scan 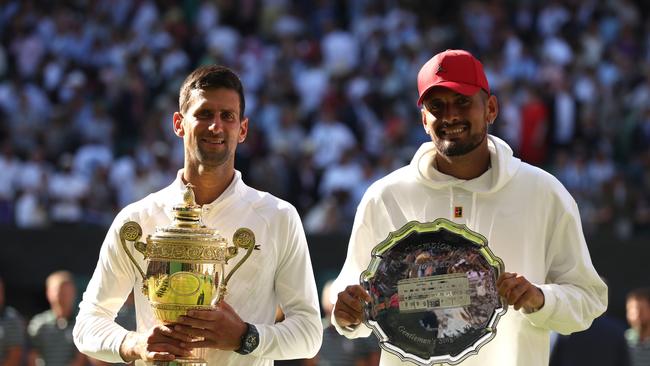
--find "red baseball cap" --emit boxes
[417,49,490,106]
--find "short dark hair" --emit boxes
[178,65,245,118]
[627,287,650,303]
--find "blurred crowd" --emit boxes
[0,0,649,238]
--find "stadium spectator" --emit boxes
[0,275,25,366]
[27,270,87,366]
[626,287,650,366]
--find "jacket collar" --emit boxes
[159,169,243,220]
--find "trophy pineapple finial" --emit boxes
[173,183,203,227]
[183,183,196,205]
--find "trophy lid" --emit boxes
[172,183,205,229]
[145,184,228,262]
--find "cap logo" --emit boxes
[436,64,446,74]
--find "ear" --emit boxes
[173,112,184,137]
[239,117,249,143]
[421,108,431,134]
[486,94,499,125]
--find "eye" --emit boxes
[195,110,214,120]
[425,100,443,113]
[456,97,471,107]
[221,111,236,121]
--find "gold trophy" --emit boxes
[119,184,256,365]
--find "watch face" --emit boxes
[245,333,259,348]
[238,324,259,354]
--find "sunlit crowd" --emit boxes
[0,0,648,240]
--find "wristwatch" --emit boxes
[235,322,259,355]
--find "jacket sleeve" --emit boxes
[524,197,608,334]
[330,195,379,339]
[249,206,323,359]
[73,213,137,363]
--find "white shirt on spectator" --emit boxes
[74,143,113,179]
[15,191,48,228]
[321,29,359,76]
[48,170,89,223]
[309,118,356,169]
[319,159,364,198]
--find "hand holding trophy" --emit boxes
[119,184,256,365]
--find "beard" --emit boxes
[196,148,229,166]
[193,136,231,167]
[434,123,487,157]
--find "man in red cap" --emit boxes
[329,49,607,365]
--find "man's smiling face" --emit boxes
[420,87,492,157]
[177,87,248,169]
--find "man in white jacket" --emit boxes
[73,65,322,365]
[331,49,607,365]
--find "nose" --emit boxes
[208,117,224,133]
[441,102,461,124]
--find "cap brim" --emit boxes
[417,82,481,106]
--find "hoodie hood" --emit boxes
[409,134,520,194]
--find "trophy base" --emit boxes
[151,357,207,366]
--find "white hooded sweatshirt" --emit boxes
[331,135,607,366]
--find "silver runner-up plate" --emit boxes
[361,218,506,365]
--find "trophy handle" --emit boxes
[216,228,256,303]
[119,221,148,285]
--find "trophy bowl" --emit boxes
[119,184,256,365]
[361,218,506,366]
